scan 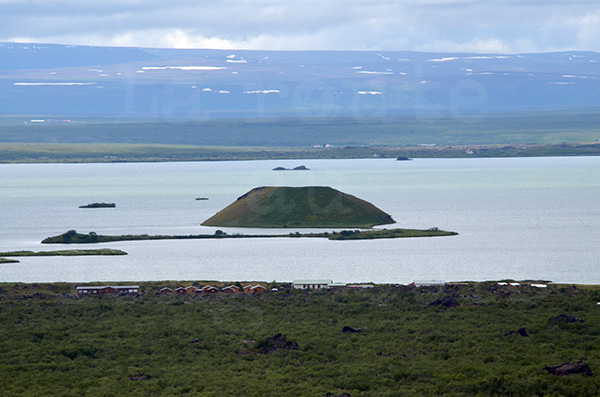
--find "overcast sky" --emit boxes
[1,0,599,53]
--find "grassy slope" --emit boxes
[0,110,600,162]
[2,112,600,147]
[1,282,600,396]
[1,111,600,163]
[201,186,395,228]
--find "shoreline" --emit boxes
[1,142,600,164]
[2,279,598,290]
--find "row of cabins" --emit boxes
[77,285,140,296]
[77,280,452,296]
[291,280,372,290]
[160,284,268,295]
[291,280,451,290]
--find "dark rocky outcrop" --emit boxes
[342,326,363,333]
[257,333,299,354]
[79,202,115,208]
[504,328,529,337]
[273,165,310,171]
[429,296,460,308]
[543,361,593,377]
[549,314,585,323]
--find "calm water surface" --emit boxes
[1,157,598,284]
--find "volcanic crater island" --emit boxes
[202,186,395,228]
[42,186,457,244]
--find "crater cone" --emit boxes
[202,186,395,228]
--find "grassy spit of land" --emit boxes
[0,249,127,256]
[0,249,127,264]
[1,281,600,396]
[41,228,458,244]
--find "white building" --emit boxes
[292,279,333,290]
[411,280,446,287]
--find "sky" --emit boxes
[1,0,599,53]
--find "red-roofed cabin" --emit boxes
[251,285,267,294]
[244,284,267,294]
[185,286,200,294]
[222,285,240,294]
[202,285,219,294]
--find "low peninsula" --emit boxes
[202,186,395,228]
[0,249,127,256]
[42,228,457,244]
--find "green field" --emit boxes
[1,281,599,396]
[1,111,600,163]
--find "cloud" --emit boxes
[1,0,600,53]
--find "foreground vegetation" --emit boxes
[1,281,599,396]
[41,228,457,244]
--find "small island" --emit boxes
[202,186,394,228]
[42,186,457,244]
[79,202,116,208]
[273,165,310,171]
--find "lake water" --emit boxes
[1,157,599,284]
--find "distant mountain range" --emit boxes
[1,42,599,119]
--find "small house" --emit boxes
[185,286,200,294]
[160,287,172,294]
[175,287,187,294]
[77,286,103,295]
[243,284,267,294]
[222,285,240,294]
[292,279,333,290]
[115,285,140,294]
[202,285,219,294]
[250,285,267,294]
